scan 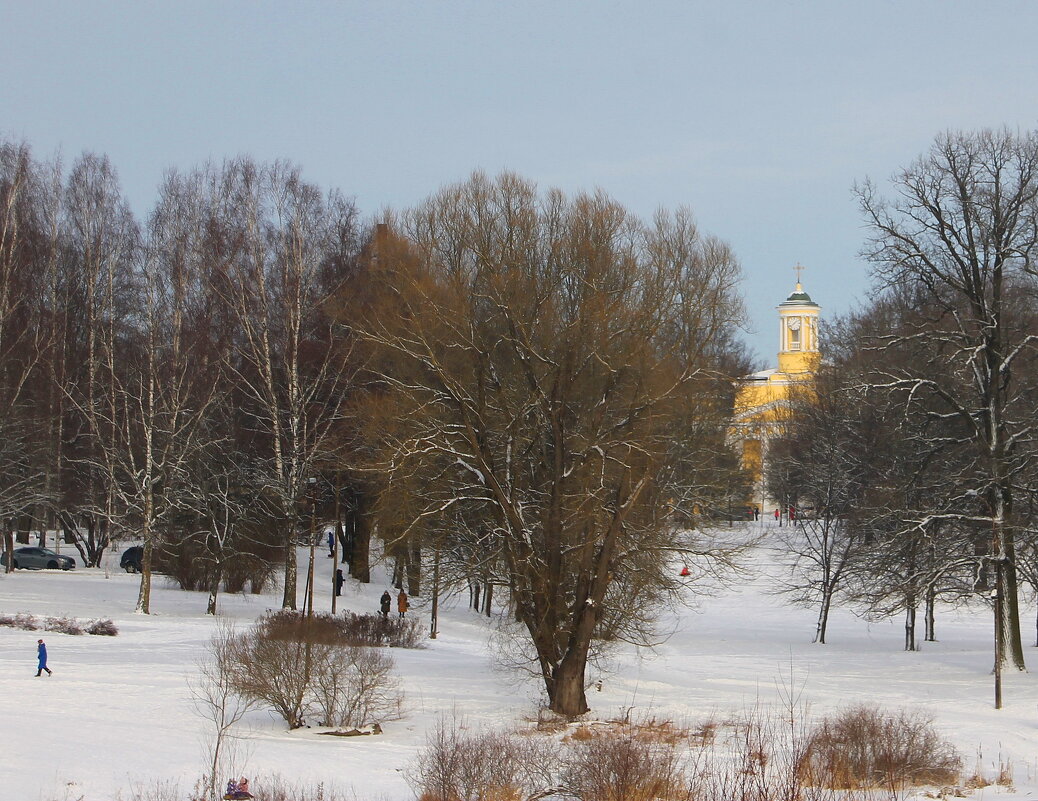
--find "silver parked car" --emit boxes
[0,546,76,570]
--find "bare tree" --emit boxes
[767,379,873,644]
[215,159,359,610]
[354,172,746,716]
[0,140,59,564]
[191,623,255,801]
[857,129,1038,685]
[59,153,139,567]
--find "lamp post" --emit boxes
[304,477,317,618]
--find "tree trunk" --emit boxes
[904,598,916,652]
[814,590,832,644]
[282,531,298,609]
[997,549,1026,670]
[18,514,32,545]
[925,584,936,642]
[207,563,222,616]
[351,511,371,583]
[336,517,349,565]
[136,539,153,614]
[483,581,493,617]
[429,548,440,639]
[550,651,590,717]
[3,529,13,573]
[407,541,421,595]
[392,549,404,589]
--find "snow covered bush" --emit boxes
[0,611,38,629]
[221,611,403,730]
[85,617,118,636]
[799,705,961,791]
[0,613,117,635]
[44,615,83,635]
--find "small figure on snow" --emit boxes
[224,776,253,800]
[36,639,51,677]
[380,590,392,618]
[773,508,780,521]
[335,568,345,597]
[397,589,409,618]
[327,529,335,557]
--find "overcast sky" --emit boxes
[3,1,1037,362]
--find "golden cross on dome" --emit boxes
[793,263,805,285]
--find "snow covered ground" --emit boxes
[3,520,1038,801]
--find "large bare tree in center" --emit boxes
[357,173,745,716]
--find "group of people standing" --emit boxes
[380,589,408,619]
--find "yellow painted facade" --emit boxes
[731,278,821,508]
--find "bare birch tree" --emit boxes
[59,153,138,567]
[216,159,360,609]
[0,140,58,565]
[112,169,224,612]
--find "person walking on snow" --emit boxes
[36,638,51,676]
[380,590,392,618]
[397,589,409,618]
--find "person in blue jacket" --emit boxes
[36,638,52,676]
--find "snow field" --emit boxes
[2,522,1037,801]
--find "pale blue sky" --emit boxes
[3,1,1037,362]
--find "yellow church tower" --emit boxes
[731,267,821,511]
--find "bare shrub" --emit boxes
[800,705,961,792]
[45,615,83,635]
[193,623,256,801]
[224,611,403,730]
[0,612,39,630]
[410,705,961,801]
[242,774,357,801]
[0,613,117,636]
[86,618,119,636]
[121,774,357,801]
[261,610,344,644]
[409,717,559,801]
[564,728,686,801]
[311,644,402,728]
[225,626,312,729]
[685,706,814,801]
[340,611,424,648]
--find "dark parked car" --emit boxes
[120,546,143,573]
[0,546,75,570]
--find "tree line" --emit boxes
[0,143,751,715]
[5,129,1035,715]
[768,130,1038,707]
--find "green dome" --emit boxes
[779,283,819,307]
